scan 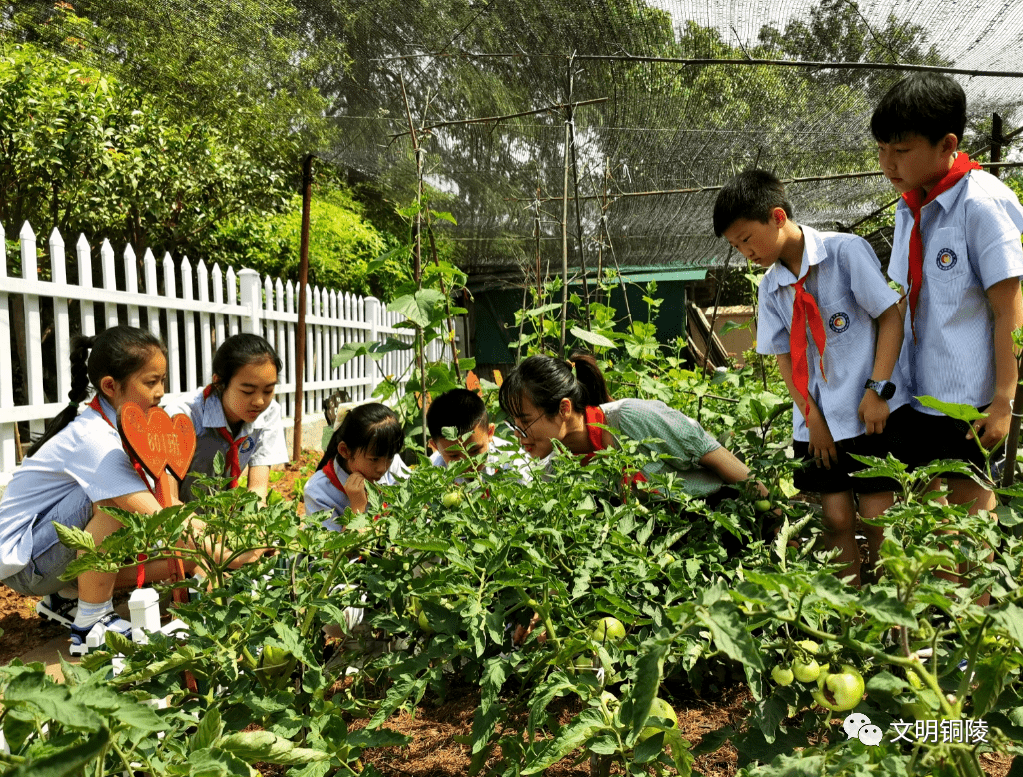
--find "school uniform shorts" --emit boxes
[885,405,989,478]
[1,488,92,597]
[792,412,903,495]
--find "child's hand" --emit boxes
[858,391,890,435]
[345,472,369,513]
[970,396,1012,449]
[807,411,837,469]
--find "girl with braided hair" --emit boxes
[0,326,197,654]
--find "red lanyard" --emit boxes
[87,395,151,586]
[202,385,249,488]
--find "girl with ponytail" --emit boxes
[499,352,767,502]
[0,325,199,655]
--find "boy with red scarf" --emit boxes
[714,170,907,586]
[873,73,1023,519]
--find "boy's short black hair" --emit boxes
[870,73,967,145]
[712,169,794,238]
[427,388,489,440]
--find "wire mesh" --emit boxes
[9,0,1023,281]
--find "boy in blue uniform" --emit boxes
[872,73,1023,520]
[427,389,528,482]
[714,170,908,586]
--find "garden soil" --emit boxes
[0,450,1011,776]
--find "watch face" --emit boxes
[879,382,896,400]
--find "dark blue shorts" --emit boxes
[1,488,92,597]
[885,405,990,479]
[792,408,904,495]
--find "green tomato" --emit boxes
[441,490,462,509]
[661,552,676,565]
[812,664,865,712]
[568,654,597,676]
[771,665,794,686]
[597,690,619,724]
[417,609,435,635]
[793,659,820,684]
[900,701,937,721]
[791,640,822,683]
[906,668,924,690]
[638,697,679,742]
[591,616,626,645]
[255,644,296,687]
[754,499,772,512]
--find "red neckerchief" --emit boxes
[323,458,347,495]
[202,385,248,488]
[580,405,647,486]
[88,395,150,586]
[903,152,982,342]
[323,459,386,531]
[789,274,828,418]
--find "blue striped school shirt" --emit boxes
[888,169,1023,414]
[757,225,908,443]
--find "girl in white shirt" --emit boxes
[0,326,192,654]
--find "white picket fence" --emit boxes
[0,222,448,476]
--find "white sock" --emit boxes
[73,599,114,629]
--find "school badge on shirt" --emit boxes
[828,312,850,333]
[936,248,958,271]
[240,437,256,454]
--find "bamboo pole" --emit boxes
[565,58,592,328]
[560,111,571,359]
[994,113,1023,490]
[399,74,430,451]
[591,161,633,328]
[293,153,313,461]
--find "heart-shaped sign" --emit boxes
[168,414,197,482]
[119,403,196,482]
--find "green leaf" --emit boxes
[218,731,331,765]
[193,706,224,751]
[623,643,667,744]
[186,747,258,776]
[389,290,447,328]
[915,395,987,423]
[430,210,457,225]
[570,326,616,349]
[522,708,605,774]
[7,728,110,777]
[700,601,765,670]
[524,302,561,318]
[52,523,94,552]
[2,673,104,731]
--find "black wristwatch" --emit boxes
[864,379,896,400]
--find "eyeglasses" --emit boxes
[505,414,544,438]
